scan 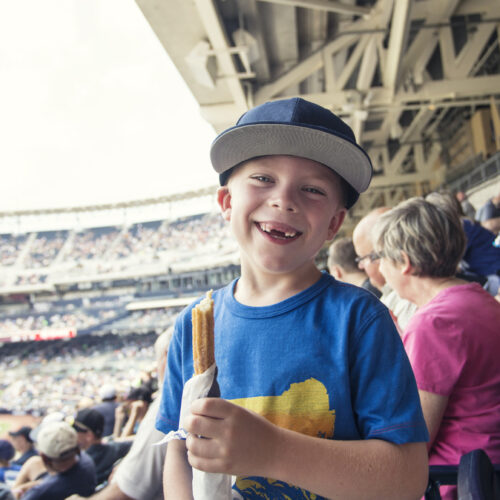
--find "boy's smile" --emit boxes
[256,221,302,243]
[217,155,346,286]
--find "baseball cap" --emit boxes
[98,384,116,400]
[8,425,33,443]
[126,386,153,404]
[35,422,78,460]
[73,408,104,438]
[0,439,15,461]
[29,411,65,442]
[210,97,373,209]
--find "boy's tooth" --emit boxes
[259,223,298,238]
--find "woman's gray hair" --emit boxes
[373,197,466,278]
[425,190,464,218]
[154,325,174,361]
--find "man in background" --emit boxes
[21,422,96,500]
[455,191,475,220]
[328,237,381,298]
[353,207,416,331]
[476,189,500,233]
[8,427,37,466]
[92,386,119,438]
[73,408,131,485]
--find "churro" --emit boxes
[192,290,215,374]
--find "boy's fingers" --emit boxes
[186,433,220,458]
[190,397,234,418]
[184,411,223,438]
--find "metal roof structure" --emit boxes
[135,0,500,229]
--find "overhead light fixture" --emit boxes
[186,35,260,89]
[232,28,260,73]
[185,40,218,89]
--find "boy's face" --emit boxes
[217,155,346,277]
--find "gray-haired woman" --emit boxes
[373,197,500,500]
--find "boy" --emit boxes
[156,98,429,499]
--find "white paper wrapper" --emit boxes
[157,363,233,500]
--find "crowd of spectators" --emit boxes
[0,235,27,267]
[106,307,181,335]
[24,233,67,269]
[0,310,119,337]
[0,330,171,500]
[0,212,237,289]
[0,333,159,417]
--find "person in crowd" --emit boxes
[352,207,417,331]
[0,440,20,485]
[8,427,37,466]
[21,421,96,500]
[10,455,47,500]
[426,190,500,296]
[10,412,66,498]
[73,408,131,485]
[455,190,475,220]
[327,236,381,297]
[475,188,500,233]
[373,197,500,500]
[157,97,428,499]
[113,386,152,439]
[67,328,173,500]
[91,386,119,438]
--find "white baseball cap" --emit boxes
[36,421,78,460]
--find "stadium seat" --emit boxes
[425,450,500,500]
[425,465,458,500]
[457,449,500,500]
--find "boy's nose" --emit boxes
[269,185,298,212]
[270,196,297,212]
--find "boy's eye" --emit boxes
[303,186,326,196]
[250,175,272,183]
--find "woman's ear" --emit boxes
[400,251,412,275]
[217,186,232,221]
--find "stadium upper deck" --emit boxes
[0,211,239,294]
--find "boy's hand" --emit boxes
[184,397,279,477]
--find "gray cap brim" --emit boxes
[210,123,372,196]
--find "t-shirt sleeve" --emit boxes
[155,310,190,434]
[403,313,466,396]
[350,307,429,444]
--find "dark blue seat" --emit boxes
[457,449,500,500]
[425,450,500,500]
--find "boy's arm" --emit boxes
[185,398,429,500]
[164,438,194,500]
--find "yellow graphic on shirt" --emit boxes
[231,377,335,438]
[230,378,334,498]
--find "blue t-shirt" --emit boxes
[156,273,428,499]
[21,452,96,500]
[462,219,500,276]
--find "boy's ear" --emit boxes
[329,265,343,280]
[326,209,346,241]
[217,186,232,221]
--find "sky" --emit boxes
[0,0,219,215]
